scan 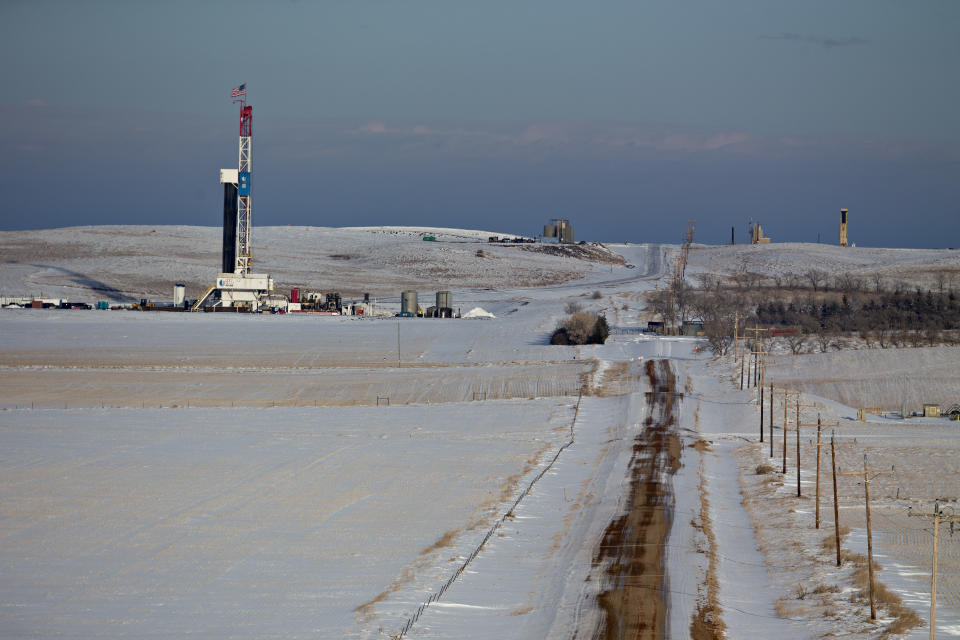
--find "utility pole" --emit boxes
[734,310,739,385]
[739,333,745,390]
[782,388,790,474]
[746,337,752,389]
[759,382,764,442]
[769,382,775,457]
[754,343,760,387]
[745,327,768,391]
[760,339,766,391]
[810,416,841,529]
[796,398,800,494]
[840,454,895,620]
[816,415,822,527]
[754,328,767,388]
[795,401,818,496]
[909,502,960,639]
[819,430,856,566]
[397,322,401,368]
[756,347,767,441]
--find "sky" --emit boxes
[1,0,958,247]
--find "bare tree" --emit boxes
[675,279,697,325]
[805,269,828,292]
[689,290,744,356]
[785,332,807,355]
[835,273,863,294]
[695,273,717,291]
[703,319,735,355]
[815,325,835,353]
[906,330,922,348]
[646,289,674,327]
[876,327,891,349]
[731,271,751,291]
[935,272,947,294]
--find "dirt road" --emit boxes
[591,359,682,639]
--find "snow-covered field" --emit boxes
[0,225,624,303]
[688,242,960,291]
[1,227,958,638]
[764,345,960,411]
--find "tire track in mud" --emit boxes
[591,359,682,640]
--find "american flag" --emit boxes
[231,84,246,98]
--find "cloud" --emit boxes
[338,117,956,163]
[353,120,387,134]
[26,98,46,107]
[345,119,765,155]
[701,132,752,150]
[596,128,754,153]
[762,33,868,48]
[518,123,571,144]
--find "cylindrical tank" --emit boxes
[290,288,301,304]
[174,284,186,306]
[543,224,556,238]
[561,224,574,243]
[401,290,418,315]
[436,290,452,311]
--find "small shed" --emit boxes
[681,321,705,336]
[923,404,941,418]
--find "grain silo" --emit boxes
[436,290,453,317]
[401,290,418,316]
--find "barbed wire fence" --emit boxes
[395,386,585,639]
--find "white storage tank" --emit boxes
[174,283,186,306]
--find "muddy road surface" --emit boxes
[591,359,682,640]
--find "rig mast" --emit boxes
[236,103,252,274]
[192,84,274,311]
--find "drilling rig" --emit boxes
[193,85,274,310]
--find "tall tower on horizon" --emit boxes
[840,209,849,247]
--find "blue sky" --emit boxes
[2,0,958,246]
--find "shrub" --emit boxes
[550,312,610,345]
[591,314,610,344]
